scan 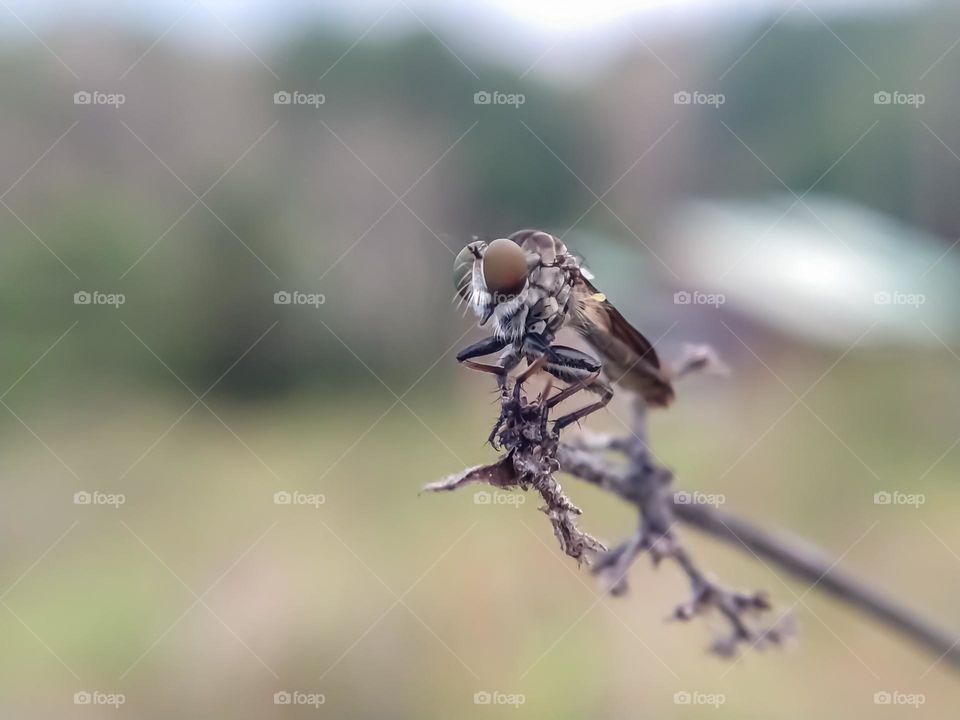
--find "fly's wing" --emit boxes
[571,276,674,407]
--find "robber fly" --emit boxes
[453,229,673,432]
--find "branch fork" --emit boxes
[425,343,960,667]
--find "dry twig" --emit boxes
[424,382,604,562]
[425,343,960,666]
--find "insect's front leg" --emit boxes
[520,332,550,366]
[486,345,522,448]
[456,335,509,376]
[510,332,553,398]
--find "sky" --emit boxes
[0,0,927,79]
[0,0,923,37]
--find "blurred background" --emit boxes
[1,0,960,717]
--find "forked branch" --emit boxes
[426,343,960,666]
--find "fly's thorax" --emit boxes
[528,263,568,296]
[510,229,568,266]
[526,296,563,340]
[527,293,558,331]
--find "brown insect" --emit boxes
[454,229,672,432]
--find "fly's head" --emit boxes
[454,238,536,327]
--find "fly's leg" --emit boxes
[487,347,522,448]
[488,332,552,440]
[462,360,506,376]
[489,353,550,445]
[541,345,614,431]
[513,355,547,399]
[496,346,522,393]
[456,335,509,368]
[552,380,613,431]
[542,345,602,390]
[517,332,551,390]
[545,371,600,408]
[457,336,515,446]
[456,336,524,394]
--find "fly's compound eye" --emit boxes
[482,238,528,299]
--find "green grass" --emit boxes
[1,354,958,717]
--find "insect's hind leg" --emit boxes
[552,379,613,431]
[542,345,614,431]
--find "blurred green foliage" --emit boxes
[3,11,960,397]
[2,6,960,719]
